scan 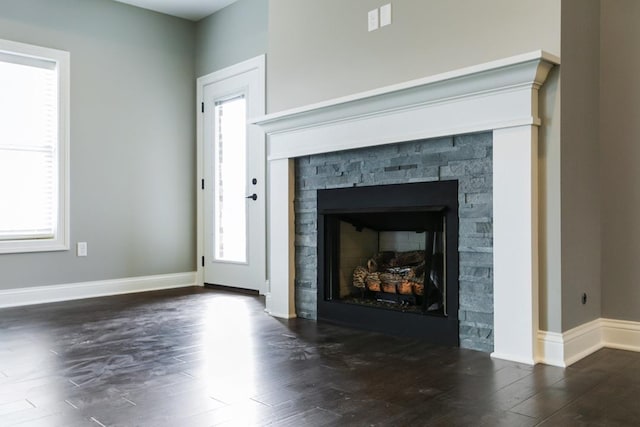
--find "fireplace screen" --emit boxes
[333,211,447,316]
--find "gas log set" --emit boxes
[350,248,444,314]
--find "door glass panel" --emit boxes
[213,95,247,263]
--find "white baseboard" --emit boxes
[601,318,640,352]
[538,317,640,367]
[491,352,537,366]
[263,293,297,319]
[0,271,197,308]
[536,330,566,367]
[265,310,297,319]
[561,319,604,366]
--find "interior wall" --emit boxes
[268,0,564,332]
[267,0,560,113]
[559,0,602,331]
[600,0,640,322]
[194,0,268,77]
[0,0,196,290]
[538,65,562,332]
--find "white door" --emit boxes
[199,57,265,291]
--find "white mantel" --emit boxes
[253,51,560,365]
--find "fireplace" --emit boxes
[254,51,558,364]
[294,132,492,349]
[317,181,459,345]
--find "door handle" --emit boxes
[246,194,257,201]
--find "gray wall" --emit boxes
[0,0,196,289]
[195,0,268,77]
[600,0,640,322]
[559,0,602,330]
[5,0,631,331]
[267,0,561,113]
[267,0,565,332]
[538,65,562,332]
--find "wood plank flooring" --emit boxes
[0,287,639,426]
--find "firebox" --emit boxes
[317,180,459,346]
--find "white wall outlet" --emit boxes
[368,8,379,32]
[77,241,88,257]
[380,3,392,27]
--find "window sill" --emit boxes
[0,238,69,254]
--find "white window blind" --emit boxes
[0,39,69,253]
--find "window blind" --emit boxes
[0,55,58,241]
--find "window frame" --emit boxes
[0,39,70,254]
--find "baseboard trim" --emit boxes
[538,318,640,367]
[266,309,298,320]
[536,330,566,367]
[491,352,536,366]
[562,319,604,366]
[263,293,297,319]
[601,318,640,352]
[0,272,197,308]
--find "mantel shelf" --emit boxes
[253,50,559,161]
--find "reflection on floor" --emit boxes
[0,287,639,426]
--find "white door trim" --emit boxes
[196,55,266,293]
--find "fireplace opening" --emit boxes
[317,180,459,346]
[332,213,447,315]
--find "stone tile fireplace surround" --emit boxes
[296,133,493,352]
[254,51,559,365]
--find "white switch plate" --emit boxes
[368,8,379,32]
[77,242,87,257]
[380,4,392,27]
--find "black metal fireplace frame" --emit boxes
[317,180,460,346]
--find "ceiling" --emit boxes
[112,0,238,21]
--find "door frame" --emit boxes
[196,55,266,293]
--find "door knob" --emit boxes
[246,194,257,201]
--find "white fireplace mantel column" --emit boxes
[253,50,559,365]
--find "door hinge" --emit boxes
[201,179,205,190]
[201,256,205,267]
[201,102,204,113]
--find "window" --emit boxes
[213,95,247,263]
[0,39,69,254]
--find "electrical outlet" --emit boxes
[368,8,379,32]
[380,4,392,27]
[77,242,88,257]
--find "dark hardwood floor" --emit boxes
[0,287,639,426]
